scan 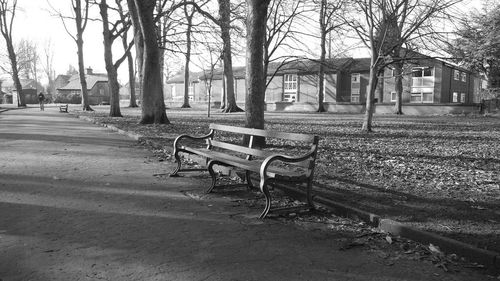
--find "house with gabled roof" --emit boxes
[56,67,110,105]
[1,78,44,104]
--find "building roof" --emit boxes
[167,71,206,84]
[57,74,108,91]
[193,66,246,81]
[190,58,355,82]
[268,57,354,74]
[347,58,372,72]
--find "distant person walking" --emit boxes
[38,92,45,111]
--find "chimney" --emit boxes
[86,67,93,75]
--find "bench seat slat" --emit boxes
[210,124,317,143]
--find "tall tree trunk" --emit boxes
[219,0,243,113]
[76,35,91,110]
[6,41,24,106]
[128,0,143,105]
[182,5,193,109]
[245,0,269,139]
[220,58,226,109]
[119,0,137,108]
[393,60,403,115]
[126,52,138,107]
[74,0,92,111]
[317,0,327,112]
[362,56,378,132]
[99,0,121,117]
[133,0,168,124]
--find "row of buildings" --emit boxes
[0,67,110,106]
[0,53,485,115]
[165,54,483,115]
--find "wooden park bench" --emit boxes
[59,104,68,113]
[170,124,320,218]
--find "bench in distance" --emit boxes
[170,124,320,218]
[59,104,68,113]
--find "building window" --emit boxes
[461,93,466,103]
[391,92,397,102]
[351,73,360,83]
[422,92,433,102]
[283,74,297,102]
[351,88,360,103]
[188,84,194,95]
[452,92,459,102]
[454,70,460,80]
[412,67,434,87]
[461,72,467,82]
[351,73,361,103]
[284,74,297,92]
[171,85,176,97]
[412,67,433,77]
[410,91,433,103]
[188,83,194,100]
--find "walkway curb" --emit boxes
[276,183,500,274]
[77,114,500,274]
[76,115,142,141]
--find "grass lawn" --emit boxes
[75,106,500,254]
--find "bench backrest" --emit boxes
[207,124,319,169]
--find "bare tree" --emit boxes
[181,1,195,108]
[192,0,243,112]
[245,0,270,142]
[449,3,500,90]
[116,0,138,107]
[52,0,93,111]
[346,0,460,131]
[0,0,24,106]
[196,38,222,117]
[316,0,344,112]
[129,0,169,124]
[40,40,56,98]
[126,0,143,106]
[16,39,38,80]
[217,0,242,112]
[264,0,311,84]
[97,0,133,117]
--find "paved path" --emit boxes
[0,107,487,280]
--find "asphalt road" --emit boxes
[0,107,488,280]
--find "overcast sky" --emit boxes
[14,0,111,83]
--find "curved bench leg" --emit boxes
[169,150,182,177]
[206,160,218,193]
[259,178,272,219]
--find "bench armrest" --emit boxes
[173,130,214,150]
[259,144,319,177]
